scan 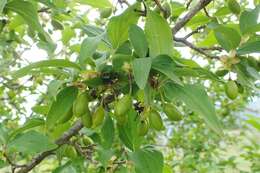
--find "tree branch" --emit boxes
[183,25,206,39]
[172,0,213,35]
[173,37,219,59]
[153,0,167,18]
[16,120,84,173]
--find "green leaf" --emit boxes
[46,86,78,129]
[133,58,152,89]
[152,55,182,85]
[12,59,81,79]
[101,116,114,149]
[47,80,64,99]
[82,25,111,47]
[130,146,164,173]
[145,10,173,57]
[97,147,114,168]
[118,109,142,150]
[214,26,241,51]
[53,160,78,173]
[0,124,9,145]
[0,0,6,14]
[62,26,76,45]
[112,54,133,71]
[129,25,148,58]
[75,0,112,8]
[9,118,45,140]
[237,41,260,55]
[7,130,57,154]
[5,0,52,43]
[107,3,140,48]
[163,83,223,135]
[240,6,260,34]
[78,35,102,67]
[32,105,50,115]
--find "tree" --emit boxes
[0,0,259,173]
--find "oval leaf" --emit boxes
[130,146,164,173]
[129,25,148,58]
[145,10,173,57]
[214,26,241,51]
[133,58,152,89]
[237,40,260,55]
[107,3,140,48]
[46,86,78,129]
[163,83,223,135]
[12,59,81,79]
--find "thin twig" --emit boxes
[173,37,219,59]
[172,0,213,35]
[184,25,206,39]
[153,0,167,18]
[16,120,84,173]
[118,0,130,7]
[203,7,211,18]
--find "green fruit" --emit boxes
[100,8,112,18]
[114,95,132,117]
[82,136,94,146]
[149,110,164,131]
[163,104,182,121]
[81,110,92,128]
[116,114,127,126]
[227,0,241,15]
[92,105,105,127]
[59,108,73,124]
[64,146,77,159]
[138,118,149,136]
[225,80,238,100]
[73,92,89,117]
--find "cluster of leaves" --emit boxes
[0,0,259,173]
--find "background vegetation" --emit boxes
[0,0,259,173]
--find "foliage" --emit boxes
[0,0,259,173]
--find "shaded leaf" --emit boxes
[214,26,241,51]
[240,6,260,34]
[47,80,64,99]
[129,25,148,58]
[6,0,42,32]
[78,35,102,66]
[9,118,45,140]
[130,146,164,173]
[152,55,182,85]
[7,130,57,154]
[163,83,223,135]
[237,41,260,55]
[101,116,114,149]
[133,58,152,89]
[0,0,6,14]
[46,86,78,129]
[118,109,142,150]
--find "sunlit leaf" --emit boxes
[12,59,81,79]
[107,3,140,48]
[145,10,173,57]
